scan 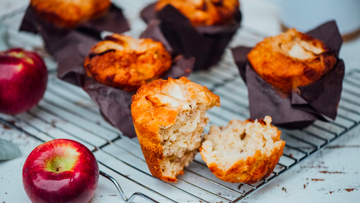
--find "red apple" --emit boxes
[0,48,48,115]
[22,139,99,203]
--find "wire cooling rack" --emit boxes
[1,0,360,202]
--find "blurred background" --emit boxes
[1,0,359,72]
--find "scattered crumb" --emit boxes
[2,124,11,129]
[5,192,7,194]
[282,187,287,193]
[7,120,15,125]
[277,184,279,187]
[51,120,56,127]
[319,171,345,174]
[238,184,242,190]
[311,179,324,182]
[109,194,116,196]
[289,154,293,158]
[100,196,103,197]
[329,188,357,194]
[96,121,101,125]
[304,184,306,189]
[306,178,309,180]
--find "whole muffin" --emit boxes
[131,77,220,182]
[200,116,285,184]
[30,0,111,28]
[155,0,240,26]
[84,34,172,92]
[247,28,337,94]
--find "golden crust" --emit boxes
[155,0,239,26]
[199,118,285,184]
[131,77,220,182]
[30,0,111,28]
[248,28,337,94]
[84,34,172,92]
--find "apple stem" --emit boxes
[99,170,159,203]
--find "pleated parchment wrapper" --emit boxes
[141,3,241,71]
[56,21,195,138]
[231,21,345,129]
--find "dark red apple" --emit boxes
[22,139,99,203]
[0,48,47,115]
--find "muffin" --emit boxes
[84,34,172,92]
[30,0,111,28]
[247,28,337,94]
[155,0,239,26]
[200,116,285,184]
[131,77,220,182]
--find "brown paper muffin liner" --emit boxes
[231,21,345,129]
[56,21,195,138]
[140,3,241,71]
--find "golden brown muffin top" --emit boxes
[132,77,220,129]
[248,28,337,94]
[155,0,239,26]
[30,0,111,28]
[84,34,172,92]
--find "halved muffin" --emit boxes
[30,0,111,28]
[155,0,240,26]
[247,28,337,94]
[200,116,285,183]
[131,77,220,182]
[84,34,172,92]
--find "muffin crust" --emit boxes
[131,77,220,182]
[200,116,285,183]
[30,0,111,28]
[84,34,172,92]
[248,28,337,94]
[155,0,239,26]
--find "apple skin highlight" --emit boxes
[0,48,48,115]
[22,139,99,203]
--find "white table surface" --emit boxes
[1,0,360,203]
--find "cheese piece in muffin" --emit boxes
[248,28,337,94]
[131,77,220,182]
[84,34,172,92]
[30,0,111,28]
[200,116,285,184]
[155,0,239,26]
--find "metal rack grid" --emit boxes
[1,1,360,202]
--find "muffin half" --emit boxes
[131,77,220,182]
[30,0,111,28]
[84,34,172,92]
[200,116,285,184]
[248,28,337,94]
